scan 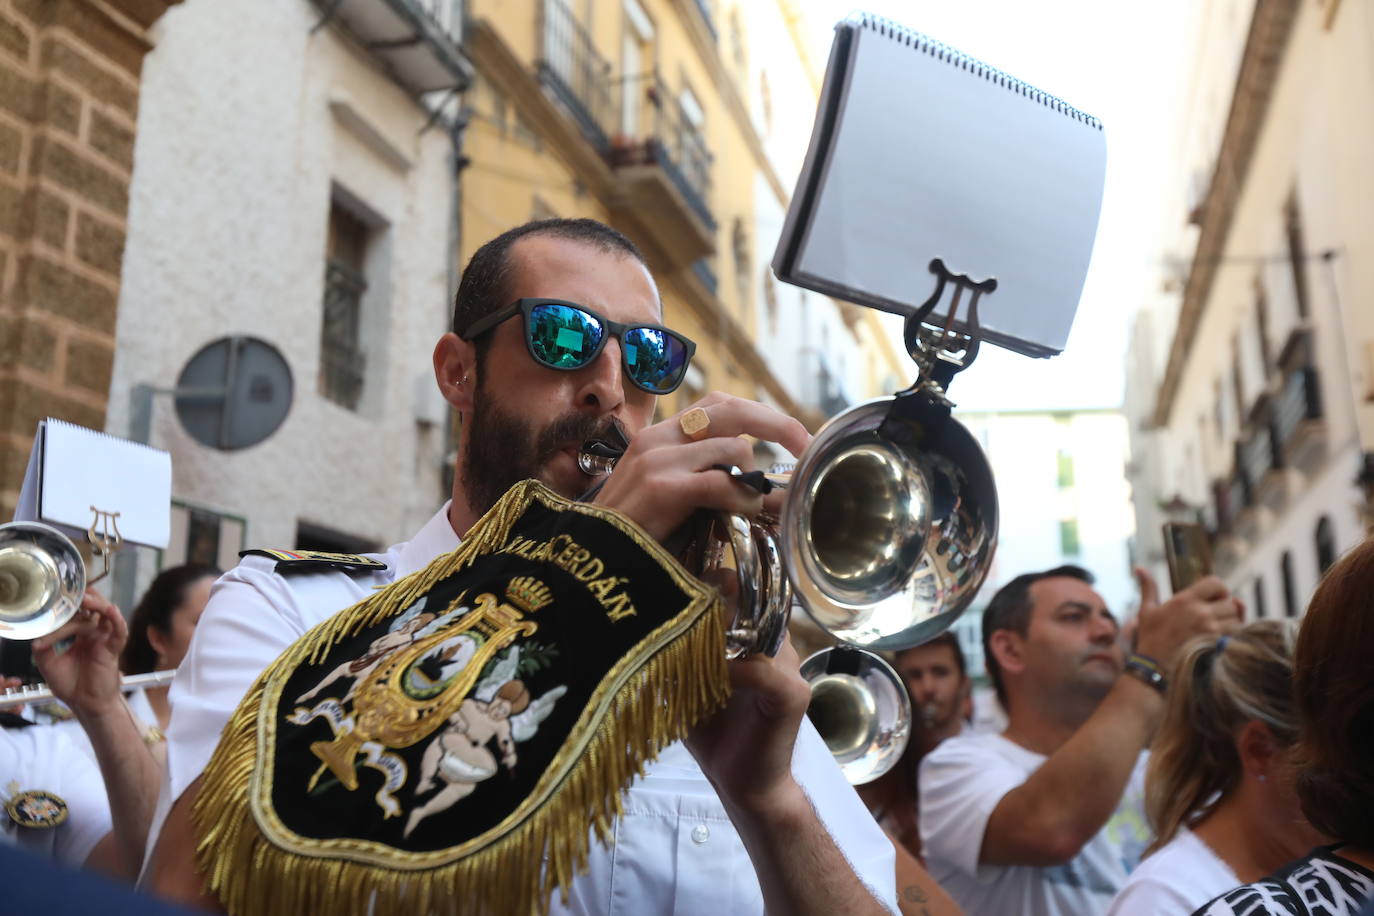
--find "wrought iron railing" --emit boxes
[538,0,614,151]
[1238,404,1281,485]
[1274,366,1322,447]
[692,0,718,41]
[611,71,715,230]
[817,360,850,418]
[691,257,717,295]
[415,0,463,45]
[320,260,367,411]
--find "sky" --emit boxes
[789,0,1199,412]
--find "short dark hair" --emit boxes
[1293,536,1374,844]
[121,563,221,674]
[896,631,967,679]
[981,564,1095,707]
[451,218,646,341]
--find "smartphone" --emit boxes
[1162,522,1214,593]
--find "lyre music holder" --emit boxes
[84,505,123,585]
[902,258,998,398]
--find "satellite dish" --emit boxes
[174,336,293,451]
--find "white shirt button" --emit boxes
[691,824,710,845]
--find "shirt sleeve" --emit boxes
[918,737,1025,881]
[163,557,317,804]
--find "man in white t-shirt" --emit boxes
[143,219,903,913]
[920,564,1241,915]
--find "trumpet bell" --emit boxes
[0,522,85,640]
[783,397,997,650]
[801,647,911,785]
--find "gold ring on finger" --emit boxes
[679,407,711,441]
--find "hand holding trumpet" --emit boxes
[31,587,128,723]
[590,392,810,543]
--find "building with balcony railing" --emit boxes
[460,0,907,431]
[102,0,473,606]
[1123,0,1374,621]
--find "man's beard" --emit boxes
[460,392,623,519]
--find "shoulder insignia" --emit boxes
[6,790,68,829]
[240,549,388,574]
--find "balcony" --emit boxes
[691,0,718,42]
[534,3,715,269]
[815,358,851,419]
[604,71,716,268]
[314,0,472,94]
[1238,397,1286,509]
[537,0,614,152]
[1275,365,1325,471]
[690,257,718,296]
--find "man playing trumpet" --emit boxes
[145,219,929,913]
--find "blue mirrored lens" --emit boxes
[624,327,689,392]
[528,304,603,368]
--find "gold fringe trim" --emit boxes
[193,481,729,916]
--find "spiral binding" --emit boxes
[854,13,1103,131]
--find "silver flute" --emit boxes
[0,669,176,711]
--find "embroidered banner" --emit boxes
[194,481,728,915]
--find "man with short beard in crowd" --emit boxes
[142,218,927,913]
[920,564,1240,915]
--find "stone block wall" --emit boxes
[0,0,177,520]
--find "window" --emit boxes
[1255,284,1273,379]
[732,218,750,305]
[321,202,369,410]
[620,0,655,139]
[759,70,773,137]
[728,8,746,71]
[1285,195,1310,318]
[1281,550,1298,617]
[1059,519,1081,557]
[1253,576,1267,619]
[762,267,779,334]
[1056,450,1075,489]
[1231,335,1246,420]
[1315,515,1336,575]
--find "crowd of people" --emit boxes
[3,218,1374,916]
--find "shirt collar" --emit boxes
[394,501,462,578]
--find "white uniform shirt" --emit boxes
[147,504,897,913]
[1107,826,1240,916]
[919,731,1151,916]
[0,723,111,866]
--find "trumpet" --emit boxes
[0,521,87,641]
[577,381,997,783]
[0,669,176,711]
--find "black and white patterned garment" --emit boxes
[1191,848,1374,916]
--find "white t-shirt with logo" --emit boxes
[919,731,1150,916]
[1107,826,1240,915]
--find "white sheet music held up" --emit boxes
[14,418,171,549]
[773,15,1107,357]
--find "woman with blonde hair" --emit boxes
[1107,619,1325,914]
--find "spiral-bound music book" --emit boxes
[773,14,1107,358]
[13,418,171,549]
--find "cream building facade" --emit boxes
[104,0,471,605]
[1124,0,1374,619]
